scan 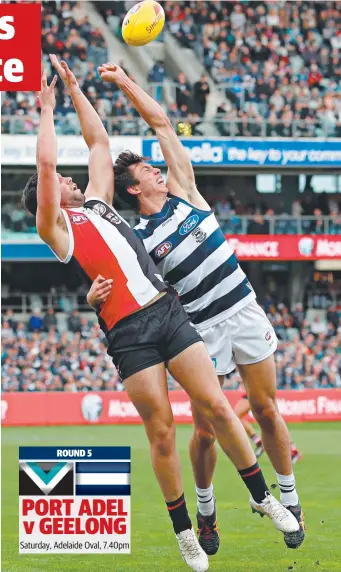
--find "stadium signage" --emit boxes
[143,138,341,167]
[0,4,41,91]
[3,390,341,426]
[1,135,142,165]
[19,447,131,554]
[226,235,341,261]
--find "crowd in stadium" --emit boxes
[2,302,340,393]
[3,190,341,237]
[2,1,341,136]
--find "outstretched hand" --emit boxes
[37,69,57,110]
[98,62,127,84]
[49,54,78,91]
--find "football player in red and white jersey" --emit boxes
[22,59,299,572]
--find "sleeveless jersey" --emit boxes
[58,198,165,334]
[134,194,255,330]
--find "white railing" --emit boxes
[2,114,337,138]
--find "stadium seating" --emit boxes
[2,1,341,137]
[2,305,340,392]
[2,195,341,240]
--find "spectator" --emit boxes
[148,62,166,83]
[28,309,43,332]
[67,310,82,333]
[311,316,327,335]
[327,306,339,329]
[193,74,210,116]
[175,72,192,108]
[44,308,58,331]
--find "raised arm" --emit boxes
[36,71,69,259]
[50,55,114,205]
[98,62,209,209]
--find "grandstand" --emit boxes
[1,0,341,397]
[2,1,341,137]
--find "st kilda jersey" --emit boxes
[57,197,166,334]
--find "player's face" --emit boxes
[129,163,168,201]
[57,174,85,207]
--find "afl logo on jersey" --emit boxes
[71,214,88,225]
[179,214,199,236]
[156,241,172,258]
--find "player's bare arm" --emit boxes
[35,70,69,260]
[50,55,114,205]
[98,62,209,210]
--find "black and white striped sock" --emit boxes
[276,472,299,506]
[196,485,214,516]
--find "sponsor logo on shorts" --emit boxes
[155,241,172,258]
[179,214,199,236]
[212,358,217,368]
[70,214,88,225]
[265,330,272,341]
[191,227,207,243]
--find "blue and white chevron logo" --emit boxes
[179,214,199,236]
[19,462,73,495]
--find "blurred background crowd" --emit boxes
[2,302,341,393]
[2,0,341,137]
[2,189,341,238]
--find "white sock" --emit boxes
[276,472,299,507]
[196,485,215,516]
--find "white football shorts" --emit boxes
[197,300,278,375]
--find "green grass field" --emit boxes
[2,423,341,572]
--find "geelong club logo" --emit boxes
[179,214,199,236]
[191,228,207,244]
[155,241,172,258]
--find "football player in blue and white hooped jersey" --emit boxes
[91,63,305,553]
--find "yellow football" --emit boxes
[122,1,165,47]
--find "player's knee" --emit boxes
[193,425,216,447]
[202,396,232,426]
[150,422,176,457]
[251,396,278,428]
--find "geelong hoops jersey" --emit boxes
[58,198,165,334]
[134,194,255,329]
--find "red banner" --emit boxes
[226,235,341,260]
[2,390,341,426]
[0,4,41,92]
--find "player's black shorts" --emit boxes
[107,292,202,381]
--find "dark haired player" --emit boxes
[89,62,305,551]
[22,57,299,572]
